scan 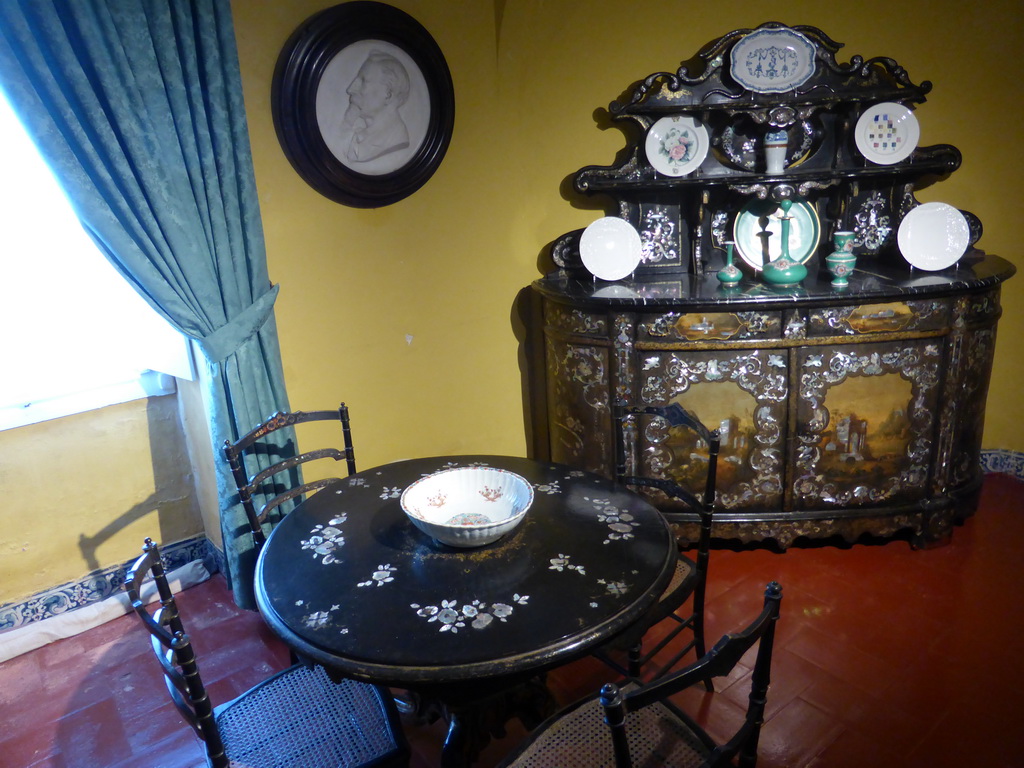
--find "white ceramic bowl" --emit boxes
[400,467,534,548]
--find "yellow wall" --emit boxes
[233,0,1022,465]
[4,1,1020,605]
[0,395,204,604]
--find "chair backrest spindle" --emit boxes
[223,402,357,549]
[124,538,228,767]
[497,582,783,768]
[607,399,721,679]
[602,581,783,768]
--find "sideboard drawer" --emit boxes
[807,299,950,337]
[544,303,609,338]
[638,309,783,342]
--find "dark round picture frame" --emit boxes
[272,2,454,208]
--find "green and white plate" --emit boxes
[732,198,821,270]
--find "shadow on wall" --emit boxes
[77,393,204,574]
[511,286,548,462]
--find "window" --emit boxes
[0,90,192,431]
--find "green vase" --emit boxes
[717,241,743,284]
[825,230,857,287]
[761,199,807,288]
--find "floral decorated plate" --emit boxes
[645,115,709,177]
[897,202,969,270]
[579,216,643,281]
[729,26,816,93]
[855,102,919,165]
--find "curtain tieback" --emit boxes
[195,284,280,363]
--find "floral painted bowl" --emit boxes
[400,466,534,548]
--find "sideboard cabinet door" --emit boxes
[631,348,789,514]
[543,305,613,473]
[791,339,943,511]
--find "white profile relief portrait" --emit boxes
[316,40,430,176]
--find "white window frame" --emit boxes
[0,90,193,432]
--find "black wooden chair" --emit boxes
[594,400,721,681]
[497,582,782,768]
[223,403,356,549]
[124,537,409,768]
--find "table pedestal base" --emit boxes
[398,676,557,767]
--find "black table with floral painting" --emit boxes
[254,455,676,767]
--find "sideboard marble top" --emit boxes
[535,252,1014,310]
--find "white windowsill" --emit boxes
[0,371,178,432]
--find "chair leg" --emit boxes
[693,612,713,692]
[627,642,642,678]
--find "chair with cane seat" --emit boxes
[498,582,782,768]
[124,537,409,768]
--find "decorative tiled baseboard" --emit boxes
[0,535,219,634]
[2,455,1021,635]
[980,449,1024,480]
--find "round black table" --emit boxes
[254,455,675,766]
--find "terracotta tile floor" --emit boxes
[2,472,1022,767]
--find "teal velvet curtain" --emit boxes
[0,0,288,608]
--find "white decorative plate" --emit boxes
[732,198,822,270]
[855,102,920,165]
[645,115,709,177]
[729,27,816,93]
[897,202,969,270]
[580,217,643,281]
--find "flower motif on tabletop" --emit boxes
[411,594,530,633]
[303,610,333,629]
[549,554,586,575]
[346,477,368,488]
[357,564,397,588]
[584,496,641,543]
[300,515,349,564]
[294,599,349,634]
[598,579,629,596]
[380,486,402,500]
[535,480,561,495]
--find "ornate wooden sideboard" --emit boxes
[531,23,1015,547]
[534,258,1013,547]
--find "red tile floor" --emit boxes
[2,472,1022,767]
